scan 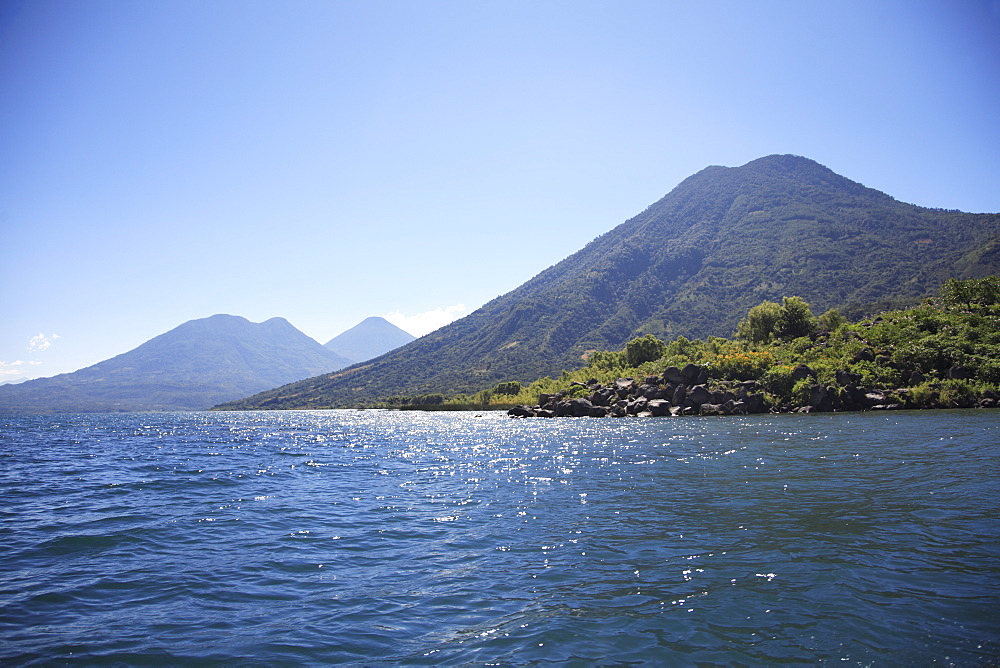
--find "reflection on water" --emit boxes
[1,409,998,664]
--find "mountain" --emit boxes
[216,155,1000,410]
[0,314,352,412]
[324,316,415,364]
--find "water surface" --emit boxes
[1,409,997,664]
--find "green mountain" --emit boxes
[324,316,415,364]
[0,314,352,412]
[217,155,1000,410]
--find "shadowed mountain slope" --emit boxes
[324,316,415,364]
[217,155,1000,409]
[0,314,352,412]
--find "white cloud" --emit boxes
[27,333,59,353]
[383,304,466,337]
[0,360,41,377]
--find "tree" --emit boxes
[774,296,817,340]
[624,334,667,366]
[493,381,522,396]
[941,276,1000,310]
[736,300,781,343]
[817,308,846,331]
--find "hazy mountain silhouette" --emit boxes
[0,314,352,412]
[324,316,415,364]
[216,154,1000,409]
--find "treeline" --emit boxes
[491,276,1000,415]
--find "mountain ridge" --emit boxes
[217,155,995,409]
[0,314,353,412]
[324,316,415,364]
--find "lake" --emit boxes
[1,409,997,664]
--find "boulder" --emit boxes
[687,385,712,407]
[663,366,684,384]
[809,384,833,412]
[681,363,702,384]
[508,405,535,417]
[854,348,875,363]
[864,391,887,407]
[835,369,860,386]
[790,364,815,382]
[672,385,687,406]
[555,398,594,417]
[627,397,649,415]
[636,384,660,399]
[647,399,672,416]
[615,377,637,391]
[589,387,615,406]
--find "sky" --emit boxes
[1,0,999,382]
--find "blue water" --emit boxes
[1,409,998,665]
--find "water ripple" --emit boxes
[1,409,997,664]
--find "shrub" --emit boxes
[624,334,667,367]
[588,350,626,372]
[708,350,776,381]
[791,379,813,406]
[774,296,818,340]
[938,379,975,406]
[907,383,938,408]
[736,300,781,343]
[852,360,902,388]
[817,308,846,331]
[493,381,522,396]
[760,365,796,397]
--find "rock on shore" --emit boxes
[507,363,998,418]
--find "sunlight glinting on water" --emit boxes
[1,409,997,664]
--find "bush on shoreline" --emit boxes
[490,277,1000,416]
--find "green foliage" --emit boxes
[219,152,1000,410]
[817,308,846,331]
[938,379,976,405]
[736,300,781,343]
[760,365,797,397]
[774,296,817,341]
[456,281,1000,412]
[707,349,777,381]
[908,383,937,407]
[493,381,523,396]
[791,379,814,406]
[624,334,668,367]
[940,276,1000,310]
[587,350,626,372]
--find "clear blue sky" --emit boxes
[2,0,998,382]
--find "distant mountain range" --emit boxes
[0,315,353,412]
[324,317,415,364]
[217,154,1000,410]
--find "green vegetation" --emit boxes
[488,278,1000,413]
[216,155,1000,410]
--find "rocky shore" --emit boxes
[507,363,998,418]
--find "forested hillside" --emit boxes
[499,277,1000,417]
[217,155,1000,410]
